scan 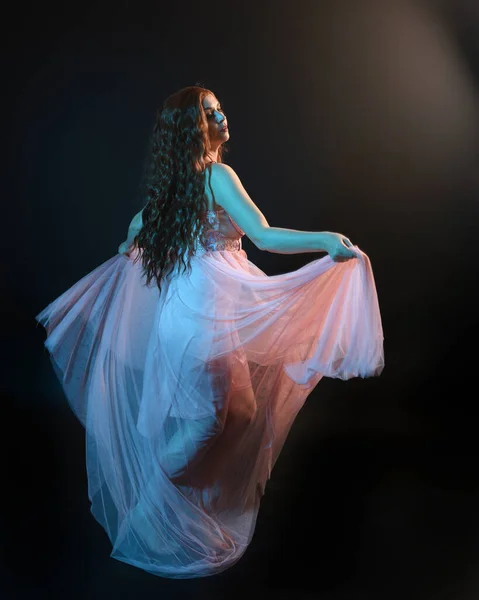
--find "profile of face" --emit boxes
[202,94,229,150]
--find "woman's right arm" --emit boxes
[259,226,354,259]
[210,163,356,261]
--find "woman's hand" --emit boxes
[322,232,357,262]
[118,240,135,256]
[119,209,144,256]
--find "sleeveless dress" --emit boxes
[35,198,384,579]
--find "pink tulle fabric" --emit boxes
[35,210,384,578]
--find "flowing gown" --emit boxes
[35,206,384,578]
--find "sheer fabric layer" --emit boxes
[36,216,384,578]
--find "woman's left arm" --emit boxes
[118,209,144,255]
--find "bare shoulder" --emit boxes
[211,162,236,176]
[208,162,249,198]
[209,162,240,186]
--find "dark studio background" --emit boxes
[3,0,479,598]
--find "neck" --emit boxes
[205,150,219,163]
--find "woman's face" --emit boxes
[202,94,229,146]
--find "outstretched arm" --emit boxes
[118,209,144,255]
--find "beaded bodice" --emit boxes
[195,207,245,254]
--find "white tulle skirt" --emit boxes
[35,245,384,578]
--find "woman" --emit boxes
[36,85,384,579]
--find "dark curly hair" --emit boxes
[132,85,229,294]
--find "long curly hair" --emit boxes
[132,85,229,294]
